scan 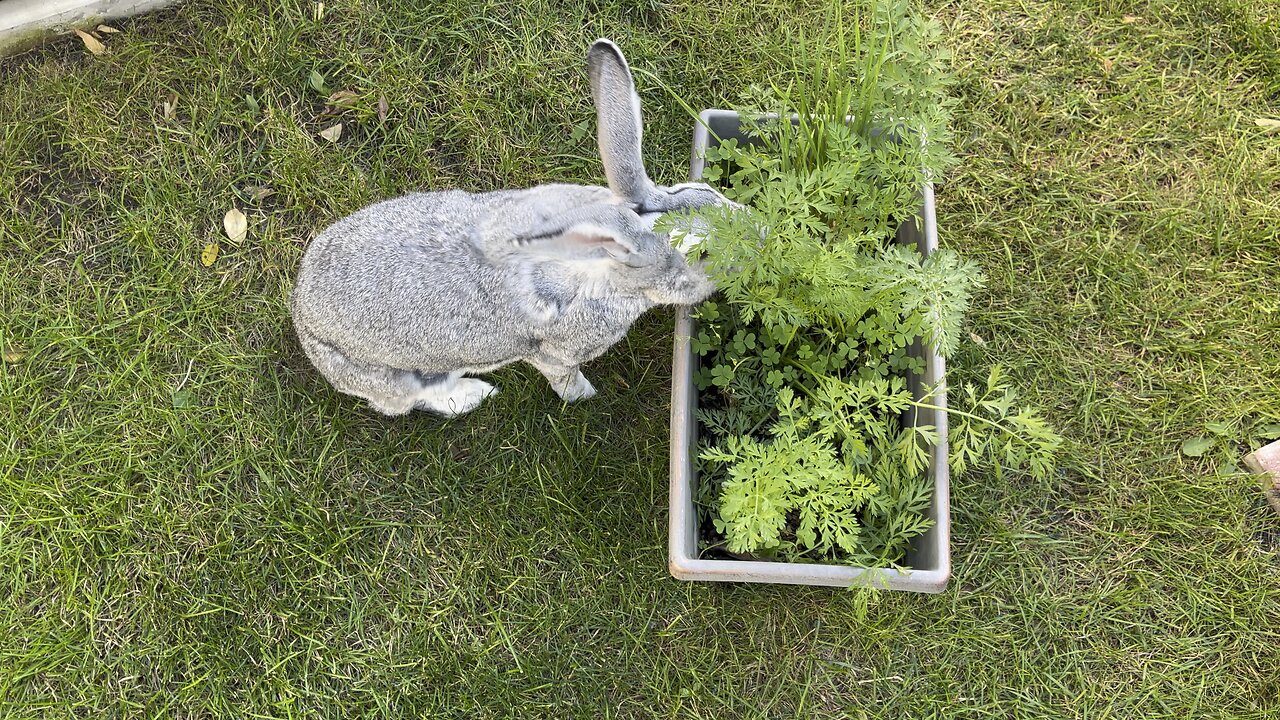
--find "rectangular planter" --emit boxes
[668,109,951,592]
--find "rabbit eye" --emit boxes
[622,254,655,268]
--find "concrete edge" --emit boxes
[0,0,177,57]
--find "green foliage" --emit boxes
[687,0,1061,567]
[946,365,1062,482]
[683,0,978,358]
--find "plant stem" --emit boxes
[904,399,1029,440]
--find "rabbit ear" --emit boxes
[587,39,657,205]
[512,205,653,267]
[559,223,640,260]
[520,224,652,268]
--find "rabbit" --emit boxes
[289,38,736,417]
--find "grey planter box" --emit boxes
[668,109,951,592]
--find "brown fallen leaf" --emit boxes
[2,346,26,363]
[327,90,360,107]
[96,24,121,33]
[318,123,343,143]
[201,243,220,267]
[377,94,389,121]
[74,29,106,55]
[246,185,276,202]
[1256,118,1280,129]
[223,208,248,244]
[162,91,177,118]
[1101,57,1114,73]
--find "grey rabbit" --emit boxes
[290,39,734,416]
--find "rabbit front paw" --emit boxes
[528,358,597,403]
[558,370,597,402]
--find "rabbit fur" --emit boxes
[290,39,735,417]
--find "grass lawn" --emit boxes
[2,0,1278,716]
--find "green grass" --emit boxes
[2,0,1278,716]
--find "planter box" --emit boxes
[668,109,951,592]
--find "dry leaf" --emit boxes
[246,185,276,202]
[96,24,121,33]
[1101,57,1114,73]
[1122,15,1142,23]
[2,346,26,363]
[162,91,177,118]
[327,90,360,107]
[377,94,389,121]
[1256,118,1280,129]
[318,123,343,143]
[75,29,106,55]
[968,331,987,347]
[201,243,220,267]
[223,208,247,244]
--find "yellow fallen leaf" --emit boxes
[1256,118,1280,129]
[74,29,106,55]
[1101,57,1114,73]
[318,123,343,143]
[1122,15,1142,23]
[2,346,26,363]
[201,243,220,267]
[223,208,247,244]
[96,24,121,33]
